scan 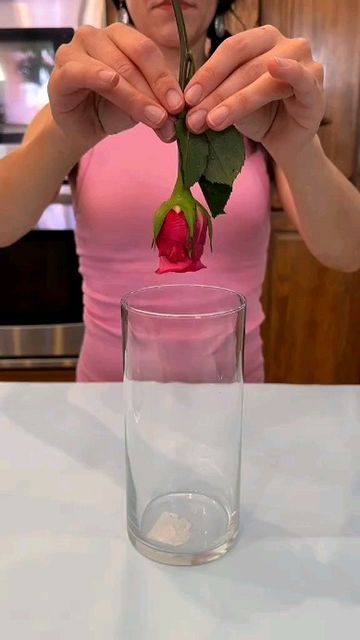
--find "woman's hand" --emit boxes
[184,25,325,166]
[48,24,184,153]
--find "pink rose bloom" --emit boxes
[155,208,208,274]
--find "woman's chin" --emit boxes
[152,23,186,47]
[149,16,198,48]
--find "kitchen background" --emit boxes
[0,0,359,383]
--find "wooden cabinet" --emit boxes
[261,212,360,383]
[229,1,360,383]
[0,368,76,382]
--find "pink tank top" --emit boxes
[74,124,271,382]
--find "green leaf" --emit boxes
[204,127,245,186]
[153,200,172,242]
[175,117,209,189]
[199,177,232,218]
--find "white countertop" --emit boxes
[0,383,359,639]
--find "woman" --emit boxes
[0,0,359,382]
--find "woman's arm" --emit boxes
[0,105,86,247]
[275,135,360,272]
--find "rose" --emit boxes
[155,206,208,274]
[152,166,213,275]
[150,1,243,273]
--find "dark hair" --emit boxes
[113,1,235,53]
[217,1,234,14]
[208,1,234,55]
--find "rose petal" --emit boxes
[156,256,206,274]
[159,210,189,244]
[155,207,208,275]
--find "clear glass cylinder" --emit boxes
[121,285,246,566]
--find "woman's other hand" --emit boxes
[48,23,184,153]
[184,25,325,167]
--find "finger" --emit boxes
[86,33,176,137]
[49,60,168,128]
[55,40,84,66]
[206,73,293,131]
[56,28,169,130]
[268,58,324,107]
[49,60,119,112]
[106,24,184,113]
[95,98,135,135]
[184,25,282,106]
[186,37,316,134]
[186,60,270,133]
[156,117,177,143]
[84,30,157,101]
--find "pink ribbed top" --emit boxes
[74,124,271,382]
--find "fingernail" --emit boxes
[166,88,183,110]
[185,83,203,106]
[159,119,176,141]
[274,57,291,68]
[99,70,118,85]
[208,106,230,127]
[144,104,166,125]
[187,109,207,132]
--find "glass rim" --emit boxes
[121,284,246,319]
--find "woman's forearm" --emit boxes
[276,136,360,272]
[0,110,86,247]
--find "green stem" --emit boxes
[172,159,186,197]
[171,0,196,190]
[171,0,195,90]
